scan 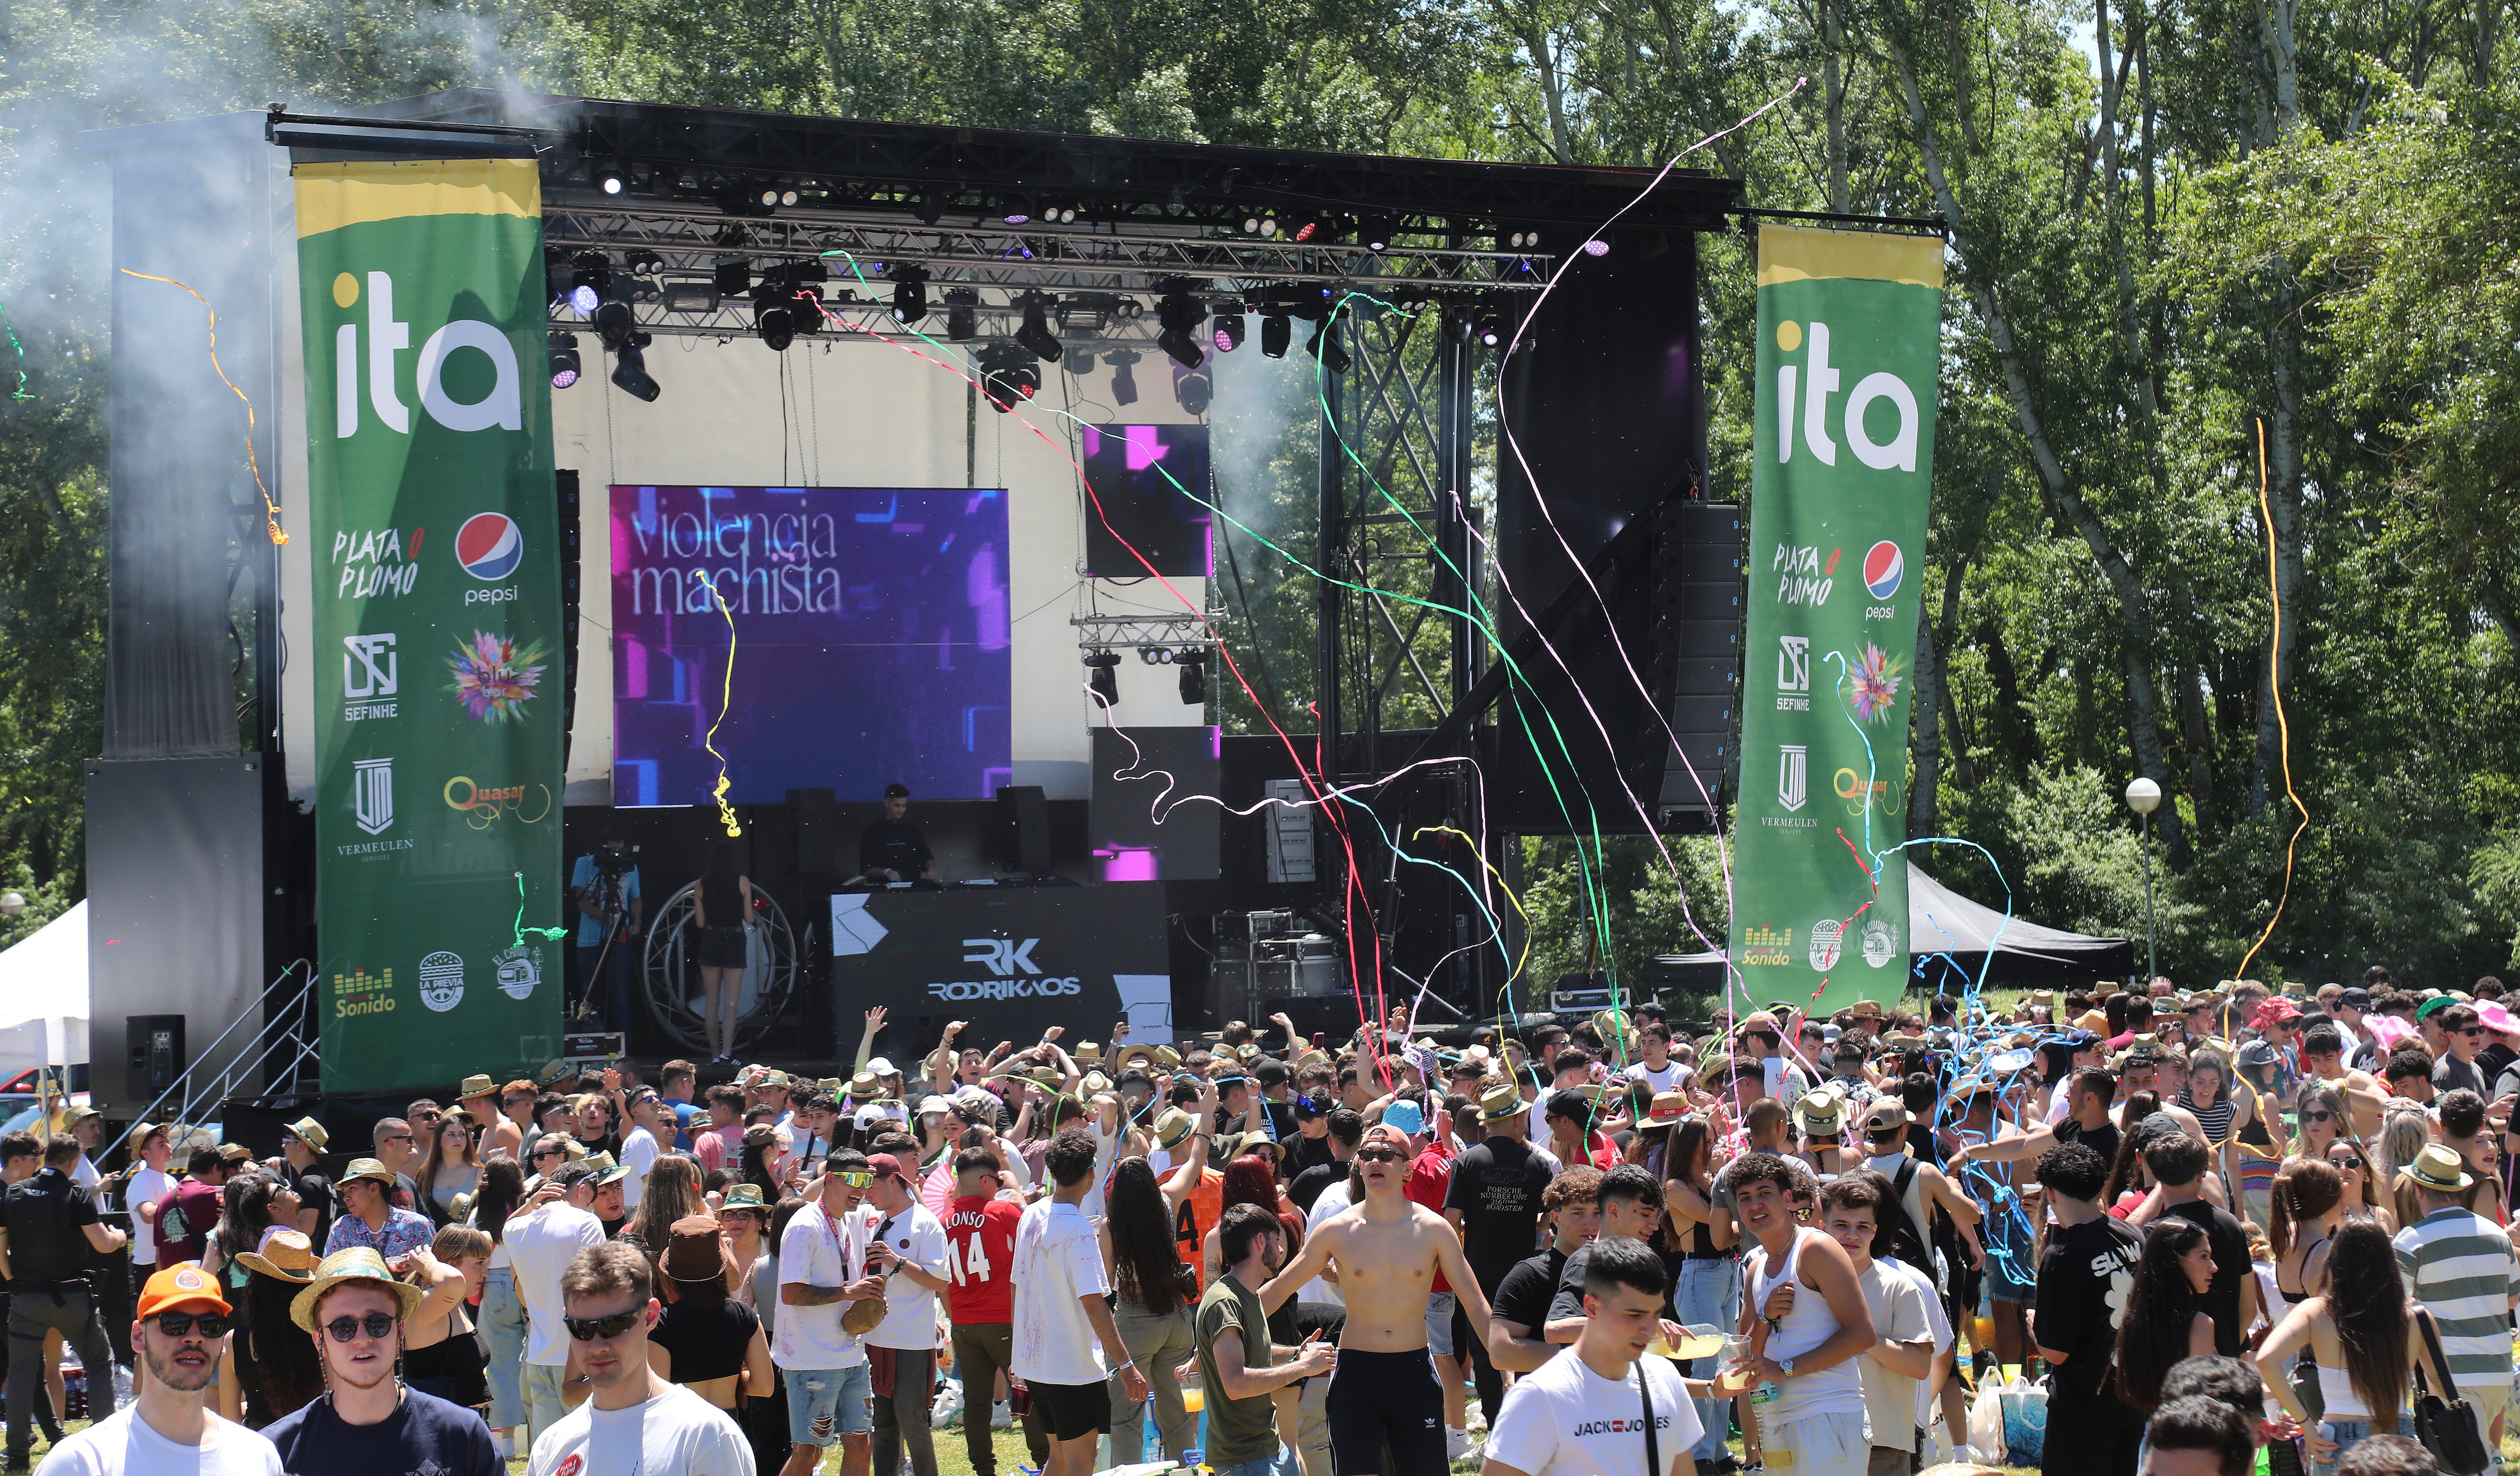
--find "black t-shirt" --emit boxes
[1289,1160,1347,1215]
[2476,1041,2516,1087]
[1284,1132,1336,1183]
[293,1169,336,1246]
[654,1298,761,1383]
[1493,1245,1569,1333]
[859,817,933,876]
[1545,1240,1601,1326]
[2035,1216,2144,1402]
[4,1167,100,1287]
[1906,1123,1944,1166]
[2054,1117,2120,1174]
[266,1387,504,1476]
[2157,1198,2250,1355]
[1443,1138,1556,1293]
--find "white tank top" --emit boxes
[1746,1226,1867,1421]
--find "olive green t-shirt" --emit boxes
[1194,1273,1281,1465]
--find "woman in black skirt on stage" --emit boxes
[693,841,758,1065]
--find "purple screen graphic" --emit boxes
[1080,424,1212,578]
[610,485,1012,807]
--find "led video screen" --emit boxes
[1080,424,1212,578]
[611,485,1012,806]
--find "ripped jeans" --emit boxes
[786,1363,875,1447]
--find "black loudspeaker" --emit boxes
[789,788,839,874]
[556,470,583,744]
[1655,501,1743,826]
[127,1014,184,1102]
[995,785,1051,874]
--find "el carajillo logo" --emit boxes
[444,775,552,829]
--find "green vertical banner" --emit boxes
[296,159,564,1091]
[1730,226,1944,1015]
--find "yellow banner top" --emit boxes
[293,157,541,239]
[1755,223,1945,290]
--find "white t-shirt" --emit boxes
[1484,1344,1702,1476]
[36,1404,284,1475]
[1012,1199,1112,1387]
[777,1199,877,1370]
[526,1381,752,1476]
[124,1166,177,1267]
[1623,1060,1690,1094]
[1853,1260,1934,1449]
[505,1201,610,1366]
[619,1130,660,1211]
[1301,1182,1354,1306]
[1878,1257,1951,1429]
[865,1202,951,1350]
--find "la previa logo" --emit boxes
[1774,319,1922,472]
[330,271,521,438]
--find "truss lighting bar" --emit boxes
[1069,614,1221,651]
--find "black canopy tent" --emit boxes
[1655,861,2134,996]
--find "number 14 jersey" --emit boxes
[945,1192,1027,1324]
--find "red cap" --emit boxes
[865,1152,912,1185]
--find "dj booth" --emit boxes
[826,880,1175,1046]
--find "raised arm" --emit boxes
[1257,1219,1340,1314]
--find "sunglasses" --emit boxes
[2457,1027,2487,1037]
[153,1311,230,1338]
[384,1134,416,1145]
[1356,1148,1405,1163]
[322,1312,399,1343]
[564,1309,644,1341]
[2303,1111,2332,1123]
[2327,1154,2361,1170]
[833,1171,874,1188]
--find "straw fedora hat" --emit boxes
[2407,1144,2475,1194]
[288,1247,427,1331]
[236,1227,318,1282]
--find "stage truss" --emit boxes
[640,882,802,1055]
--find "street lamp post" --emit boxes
[2124,777,2161,983]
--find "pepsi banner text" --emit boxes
[295,159,565,1090]
[1728,226,1944,1012]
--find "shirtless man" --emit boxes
[1261,1127,1493,1476]
[2298,1025,2389,1142]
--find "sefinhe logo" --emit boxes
[331,271,522,438]
[1774,319,1922,472]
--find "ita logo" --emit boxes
[455,513,524,581]
[1863,541,1903,598]
[418,950,464,1012]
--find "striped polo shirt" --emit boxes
[2395,1205,2520,1386]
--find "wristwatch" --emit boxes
[1779,1357,1796,1378]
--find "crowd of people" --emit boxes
[1,972,2514,1476]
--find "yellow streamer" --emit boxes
[1412,825,1533,982]
[693,573,743,838]
[2236,417,2307,978]
[115,269,287,546]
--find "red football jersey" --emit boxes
[943,1193,1025,1323]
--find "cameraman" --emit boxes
[569,834,643,1036]
[3,1136,124,1467]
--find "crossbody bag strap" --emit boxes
[1640,1361,1663,1476]
[2413,1305,2462,1401]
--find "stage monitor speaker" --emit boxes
[127,1014,184,1101]
[996,785,1051,874]
[557,469,582,744]
[788,788,839,875]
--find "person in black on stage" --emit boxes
[858,782,938,883]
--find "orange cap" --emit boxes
[137,1263,231,1320]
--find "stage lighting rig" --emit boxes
[890,264,929,325]
[596,163,628,195]
[1154,285,1206,369]
[1305,312,1351,374]
[754,300,795,351]
[1015,293,1062,363]
[569,253,610,314]
[611,337,660,401]
[1106,350,1140,406]
[1211,312,1245,353]
[548,333,582,389]
[978,342,1040,411]
[1360,215,1397,253]
[1172,361,1212,415]
[1175,649,1208,705]
[1063,345,1099,377]
[1084,650,1121,707]
[943,288,979,341]
[1260,312,1291,358]
[621,250,665,303]
[590,300,637,351]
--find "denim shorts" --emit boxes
[1424,1291,1456,1357]
[787,1362,874,1446]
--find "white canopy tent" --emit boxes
[0,901,92,1068]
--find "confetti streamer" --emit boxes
[692,571,744,838]
[115,269,286,544]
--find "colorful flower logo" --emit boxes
[1848,642,1905,722]
[446,630,548,722]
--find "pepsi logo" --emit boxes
[455,512,523,582]
[1862,540,1903,600]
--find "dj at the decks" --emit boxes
[858,781,939,883]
